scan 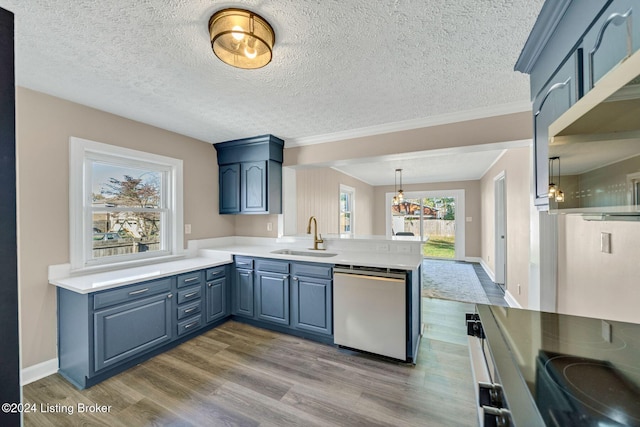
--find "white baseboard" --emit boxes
[22,358,58,385]
[464,256,482,263]
[504,291,522,308]
[478,258,496,282]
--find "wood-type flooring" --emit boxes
[23,298,477,426]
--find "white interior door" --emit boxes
[494,174,506,286]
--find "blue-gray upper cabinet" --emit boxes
[583,0,640,91]
[532,52,581,205]
[233,257,254,317]
[219,164,240,214]
[514,0,640,208]
[255,259,290,326]
[291,263,332,336]
[214,134,284,215]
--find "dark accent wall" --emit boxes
[0,6,20,427]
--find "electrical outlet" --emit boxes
[602,320,612,343]
[466,217,472,222]
[184,224,191,234]
[376,244,390,252]
[267,222,273,232]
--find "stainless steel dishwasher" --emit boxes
[333,265,407,360]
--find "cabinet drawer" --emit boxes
[291,263,332,280]
[177,286,202,305]
[177,271,203,289]
[206,266,226,281]
[255,259,289,274]
[177,314,203,336]
[235,256,254,270]
[177,300,202,320]
[94,277,172,310]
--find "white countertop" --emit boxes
[199,243,422,271]
[50,255,232,294]
[49,236,423,294]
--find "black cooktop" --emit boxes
[481,305,640,426]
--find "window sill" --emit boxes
[69,253,188,277]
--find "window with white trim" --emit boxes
[70,137,183,270]
[339,184,355,237]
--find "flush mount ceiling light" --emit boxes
[208,8,275,69]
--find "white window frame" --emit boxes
[339,184,355,237]
[70,137,183,271]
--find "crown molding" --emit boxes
[286,101,531,147]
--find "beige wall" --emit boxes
[557,215,640,324]
[284,111,532,167]
[16,88,234,368]
[480,146,531,307]
[372,181,482,257]
[295,167,374,236]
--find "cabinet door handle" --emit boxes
[589,8,632,88]
[167,293,173,299]
[283,275,288,279]
[184,307,197,314]
[184,291,199,298]
[184,321,199,330]
[293,277,298,281]
[129,288,149,296]
[208,283,212,287]
[184,277,199,283]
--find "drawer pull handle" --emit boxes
[184,307,197,314]
[210,271,223,276]
[184,321,199,330]
[184,277,199,283]
[184,291,199,298]
[293,277,298,281]
[167,294,173,299]
[129,288,149,296]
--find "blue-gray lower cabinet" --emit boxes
[291,275,332,336]
[256,271,290,326]
[57,265,231,390]
[94,292,172,372]
[206,277,227,323]
[234,268,254,317]
[290,262,333,336]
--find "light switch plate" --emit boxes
[602,320,612,343]
[601,232,611,253]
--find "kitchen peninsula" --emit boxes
[49,235,422,389]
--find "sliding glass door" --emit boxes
[387,190,465,260]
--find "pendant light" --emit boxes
[555,157,565,202]
[549,156,565,202]
[208,8,275,69]
[393,169,404,205]
[548,157,557,198]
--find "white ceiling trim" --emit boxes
[285,100,532,147]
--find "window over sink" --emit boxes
[70,137,183,270]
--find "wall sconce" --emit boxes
[392,169,404,205]
[208,8,275,69]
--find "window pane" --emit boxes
[92,211,161,258]
[92,162,162,208]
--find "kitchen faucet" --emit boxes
[306,216,324,250]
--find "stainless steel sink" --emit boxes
[270,249,337,258]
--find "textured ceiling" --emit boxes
[2,0,543,150]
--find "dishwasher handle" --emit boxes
[334,268,406,280]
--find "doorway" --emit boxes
[386,190,465,260]
[494,173,506,290]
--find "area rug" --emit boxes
[422,259,490,304]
